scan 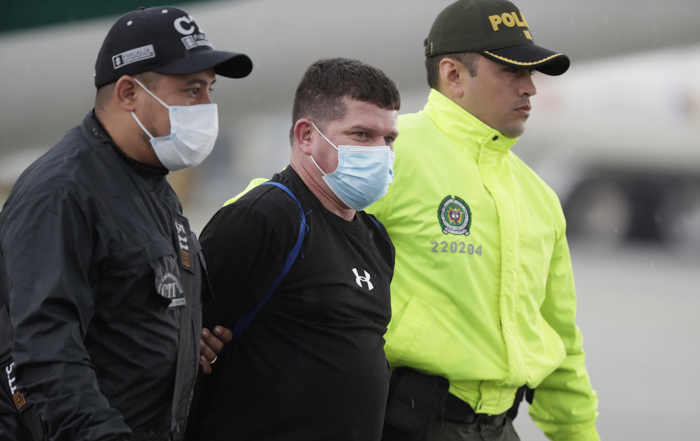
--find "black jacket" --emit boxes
[0,112,203,441]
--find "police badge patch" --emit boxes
[149,256,186,309]
[438,195,472,236]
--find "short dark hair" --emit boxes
[290,58,401,143]
[425,52,479,89]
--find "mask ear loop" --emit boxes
[133,78,170,109]
[309,121,339,151]
[131,111,155,139]
[307,120,340,176]
[130,77,170,140]
[308,154,327,176]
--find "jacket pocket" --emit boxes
[103,237,182,309]
[148,255,186,309]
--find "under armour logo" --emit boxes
[352,268,374,290]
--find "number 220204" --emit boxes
[431,241,482,256]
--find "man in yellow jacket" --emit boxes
[367,1,599,440]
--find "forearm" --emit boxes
[4,190,130,441]
[529,351,599,440]
[12,307,130,441]
[534,230,599,440]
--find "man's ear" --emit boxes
[294,119,315,154]
[114,76,139,112]
[438,58,466,98]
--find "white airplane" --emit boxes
[2,0,700,249]
[521,44,700,251]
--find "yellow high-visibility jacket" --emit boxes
[367,90,599,440]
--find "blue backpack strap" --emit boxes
[228,182,307,345]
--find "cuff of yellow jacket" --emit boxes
[538,421,600,441]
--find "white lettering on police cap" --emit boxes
[174,15,197,35]
[112,44,155,69]
[181,34,212,50]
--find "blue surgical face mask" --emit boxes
[308,121,395,211]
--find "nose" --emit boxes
[200,89,213,105]
[519,70,537,97]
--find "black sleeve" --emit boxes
[0,373,26,441]
[1,262,26,441]
[198,189,301,330]
[366,212,396,278]
[0,187,130,441]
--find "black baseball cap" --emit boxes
[425,0,569,76]
[94,6,253,88]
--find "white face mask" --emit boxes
[131,78,219,171]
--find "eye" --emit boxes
[354,132,367,138]
[384,136,395,144]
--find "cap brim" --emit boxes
[153,50,253,79]
[480,44,570,76]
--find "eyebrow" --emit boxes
[347,124,399,139]
[183,77,216,87]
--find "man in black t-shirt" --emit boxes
[185,58,401,441]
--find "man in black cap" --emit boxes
[366,1,600,440]
[0,6,251,441]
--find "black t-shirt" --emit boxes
[188,166,395,441]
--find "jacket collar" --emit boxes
[84,111,169,179]
[423,89,518,159]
